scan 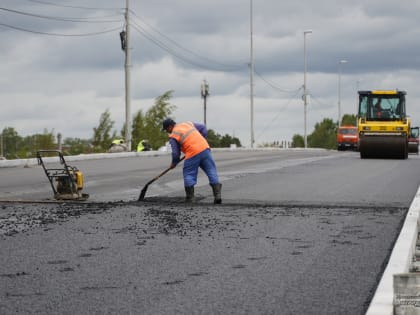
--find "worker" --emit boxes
[137,139,151,152]
[162,118,222,204]
[111,139,125,146]
[109,139,127,153]
[374,100,382,118]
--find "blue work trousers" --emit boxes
[183,149,219,187]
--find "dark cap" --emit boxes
[162,118,176,131]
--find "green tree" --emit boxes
[131,90,176,150]
[206,129,220,147]
[230,135,242,147]
[21,129,56,157]
[36,129,56,150]
[1,127,22,159]
[131,110,147,150]
[63,137,92,155]
[220,134,241,147]
[292,134,304,148]
[92,109,114,152]
[205,129,241,148]
[341,114,357,126]
[308,118,337,149]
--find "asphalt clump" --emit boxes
[0,202,117,237]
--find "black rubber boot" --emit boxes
[185,186,195,203]
[210,183,222,204]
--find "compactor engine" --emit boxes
[358,90,410,159]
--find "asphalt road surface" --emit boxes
[1,149,419,314]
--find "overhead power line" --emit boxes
[4,4,246,72]
[255,86,303,141]
[0,22,121,37]
[0,7,122,23]
[310,94,335,109]
[254,67,301,94]
[129,10,245,72]
[24,0,122,11]
[130,23,213,71]
[130,22,245,72]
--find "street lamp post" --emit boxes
[303,30,312,148]
[201,79,209,126]
[338,59,347,126]
[0,131,3,158]
[249,0,255,148]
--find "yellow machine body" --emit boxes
[75,171,84,190]
[357,90,410,159]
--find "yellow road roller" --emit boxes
[358,90,410,159]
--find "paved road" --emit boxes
[1,149,419,314]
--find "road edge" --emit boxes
[365,185,420,314]
[0,148,332,168]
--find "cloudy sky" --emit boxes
[1,0,420,147]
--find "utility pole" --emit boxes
[249,0,255,148]
[57,133,62,151]
[201,79,209,126]
[303,30,312,149]
[338,59,347,127]
[124,0,132,151]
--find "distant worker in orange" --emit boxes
[162,118,222,204]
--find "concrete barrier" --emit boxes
[0,151,169,168]
[366,186,420,315]
[0,147,325,168]
[394,273,420,314]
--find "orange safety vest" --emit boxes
[169,122,209,159]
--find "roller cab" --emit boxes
[357,90,410,159]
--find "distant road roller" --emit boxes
[358,90,410,159]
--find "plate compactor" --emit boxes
[37,150,89,201]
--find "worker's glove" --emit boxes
[170,163,177,169]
